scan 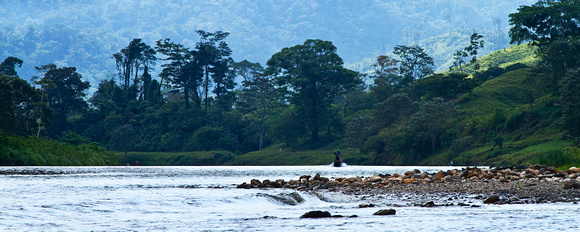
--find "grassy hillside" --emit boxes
[420,45,579,168]
[0,133,119,166]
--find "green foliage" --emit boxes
[0,132,119,166]
[40,66,90,137]
[267,39,361,143]
[188,126,240,152]
[560,67,580,143]
[393,45,435,80]
[509,0,580,46]
[413,73,476,100]
[0,73,49,137]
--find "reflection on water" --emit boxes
[1,166,578,231]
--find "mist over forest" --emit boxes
[1,0,534,91]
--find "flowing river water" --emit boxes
[1,166,578,231]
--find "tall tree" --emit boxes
[393,45,434,81]
[560,67,580,143]
[407,97,457,153]
[113,39,156,98]
[371,55,401,102]
[509,0,580,84]
[156,38,202,108]
[0,74,49,136]
[39,66,90,137]
[451,33,485,72]
[0,57,23,76]
[195,30,233,112]
[267,39,361,144]
[234,60,275,150]
[509,0,580,46]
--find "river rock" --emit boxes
[435,171,445,181]
[251,179,262,187]
[344,177,359,183]
[313,173,322,181]
[373,209,396,215]
[568,167,580,174]
[483,195,500,204]
[300,210,331,218]
[236,182,251,189]
[359,203,376,208]
[563,180,580,189]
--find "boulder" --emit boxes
[236,182,251,189]
[313,173,322,181]
[276,179,285,186]
[483,195,500,204]
[563,180,580,189]
[251,179,262,187]
[359,203,376,208]
[421,201,436,207]
[344,177,359,183]
[567,167,580,174]
[369,175,383,182]
[435,171,445,181]
[300,211,331,218]
[373,209,396,215]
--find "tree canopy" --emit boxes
[267,39,361,144]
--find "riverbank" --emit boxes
[238,165,580,205]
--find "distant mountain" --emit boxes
[0,0,535,92]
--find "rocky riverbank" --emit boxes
[237,165,580,205]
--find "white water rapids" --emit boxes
[1,166,578,231]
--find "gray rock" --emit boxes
[483,195,500,204]
[373,209,396,215]
[563,180,580,189]
[300,210,331,218]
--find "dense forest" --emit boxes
[1,0,579,167]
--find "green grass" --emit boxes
[226,143,372,166]
[122,151,235,166]
[444,43,538,76]
[456,67,543,117]
[0,133,119,166]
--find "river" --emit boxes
[1,166,578,231]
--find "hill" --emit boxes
[0,0,535,92]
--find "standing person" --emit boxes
[334,149,341,161]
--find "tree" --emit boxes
[560,67,580,143]
[113,39,156,98]
[451,33,485,72]
[371,55,401,102]
[509,0,580,83]
[509,0,580,46]
[267,39,361,144]
[407,97,457,153]
[195,30,232,111]
[0,57,23,76]
[413,73,476,100]
[39,66,90,137]
[393,45,434,81]
[234,60,275,150]
[156,38,201,108]
[372,93,416,130]
[109,124,138,158]
[464,33,485,70]
[0,74,49,136]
